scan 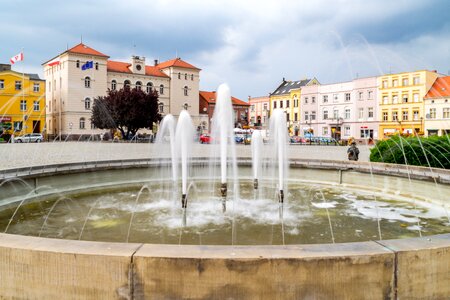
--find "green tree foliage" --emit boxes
[91,87,161,140]
[370,135,450,169]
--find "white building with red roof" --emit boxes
[424,76,450,136]
[43,43,206,139]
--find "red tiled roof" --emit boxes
[157,58,201,70]
[200,91,250,106]
[424,76,450,99]
[67,43,109,57]
[107,60,169,78]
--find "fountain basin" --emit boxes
[0,159,449,299]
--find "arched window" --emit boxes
[124,80,131,88]
[79,118,85,129]
[191,74,194,81]
[146,82,153,93]
[158,103,164,113]
[95,62,99,70]
[178,72,181,79]
[159,84,164,95]
[185,73,187,80]
[85,77,91,88]
[184,86,188,96]
[85,98,91,110]
[136,81,142,90]
[76,60,80,68]
[111,80,117,90]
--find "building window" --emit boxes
[359,92,363,100]
[191,74,194,81]
[158,103,164,113]
[368,107,374,118]
[85,77,91,88]
[413,110,419,120]
[85,98,91,110]
[413,76,420,85]
[159,84,164,94]
[33,101,39,111]
[136,81,142,90]
[286,113,290,122]
[95,62,99,70]
[311,111,316,120]
[273,101,277,109]
[178,73,181,79]
[79,118,85,129]
[185,73,187,80]
[413,93,419,102]
[312,96,316,103]
[48,81,51,91]
[402,78,408,86]
[15,81,22,90]
[0,80,4,89]
[124,80,131,88]
[304,97,308,104]
[382,80,388,88]
[383,111,388,121]
[332,109,338,119]
[383,96,388,104]
[344,109,350,119]
[33,83,40,92]
[286,100,290,108]
[146,82,153,93]
[20,100,26,111]
[294,112,298,121]
[14,121,23,132]
[429,108,436,119]
[304,111,309,121]
[323,127,328,135]
[323,109,328,120]
[345,93,351,101]
[323,95,328,103]
[263,103,268,111]
[402,94,408,103]
[280,101,283,108]
[393,95,398,104]
[251,105,255,112]
[392,111,398,121]
[443,108,450,118]
[392,79,398,87]
[358,108,364,119]
[344,126,350,136]
[402,110,408,121]
[76,60,80,68]
[368,91,373,99]
[333,94,338,102]
[184,86,188,96]
[111,80,117,90]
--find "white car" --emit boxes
[14,133,44,143]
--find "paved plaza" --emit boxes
[0,142,371,170]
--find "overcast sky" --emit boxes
[1,0,449,100]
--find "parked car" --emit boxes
[14,133,44,143]
[199,134,211,144]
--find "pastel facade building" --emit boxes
[0,64,45,138]
[43,43,206,139]
[378,70,439,139]
[423,76,450,136]
[248,95,270,128]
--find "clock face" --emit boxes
[136,64,142,71]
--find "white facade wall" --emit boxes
[424,97,450,136]
[353,77,378,140]
[299,85,319,136]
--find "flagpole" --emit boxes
[22,47,25,135]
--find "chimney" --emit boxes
[154,59,158,66]
[282,77,285,82]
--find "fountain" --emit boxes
[0,84,449,298]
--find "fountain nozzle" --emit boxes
[278,190,284,203]
[253,178,258,190]
[220,183,227,198]
[181,194,187,208]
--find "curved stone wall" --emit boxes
[0,160,449,299]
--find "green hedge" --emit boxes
[370,135,450,169]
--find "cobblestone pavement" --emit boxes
[0,142,372,170]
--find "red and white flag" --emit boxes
[47,57,60,67]
[10,52,24,64]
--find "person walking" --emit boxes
[347,141,359,161]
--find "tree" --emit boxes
[91,87,161,140]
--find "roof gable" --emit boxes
[200,91,249,106]
[157,58,201,71]
[67,43,109,58]
[271,78,315,95]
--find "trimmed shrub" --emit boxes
[370,135,450,169]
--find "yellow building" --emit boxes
[269,78,319,135]
[378,70,440,139]
[0,64,45,139]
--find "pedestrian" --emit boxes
[347,141,359,161]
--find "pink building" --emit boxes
[248,95,270,128]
